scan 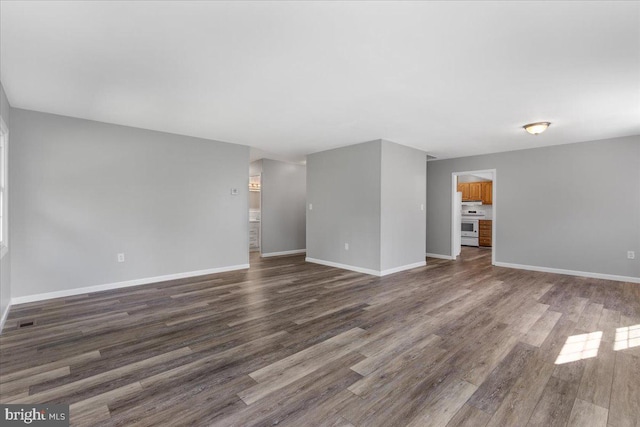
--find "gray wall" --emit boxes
[0,82,11,322]
[307,140,382,271]
[427,135,640,278]
[10,109,250,299]
[261,159,306,255]
[380,140,426,270]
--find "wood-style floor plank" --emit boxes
[445,403,492,427]
[467,341,537,414]
[485,353,555,427]
[567,398,608,427]
[608,352,640,427]
[1,247,638,426]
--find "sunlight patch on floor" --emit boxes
[614,324,640,351]
[555,331,602,364]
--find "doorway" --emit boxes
[249,175,261,254]
[451,169,496,265]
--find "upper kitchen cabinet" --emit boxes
[458,181,492,204]
[469,182,482,201]
[457,183,470,200]
[481,182,493,205]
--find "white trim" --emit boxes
[450,174,456,260]
[426,252,455,260]
[10,264,250,305]
[380,261,426,276]
[494,261,640,284]
[0,303,11,334]
[306,257,380,276]
[492,173,496,266]
[306,257,425,277]
[261,249,306,258]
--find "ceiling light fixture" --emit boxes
[523,122,551,135]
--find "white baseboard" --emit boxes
[261,249,306,258]
[11,264,250,305]
[494,261,640,284]
[380,261,427,276]
[306,257,426,277]
[0,303,11,335]
[426,253,455,260]
[306,257,380,276]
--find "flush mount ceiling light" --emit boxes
[523,122,551,135]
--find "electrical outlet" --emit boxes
[344,243,349,251]
[117,253,125,263]
[628,251,635,260]
[230,188,239,195]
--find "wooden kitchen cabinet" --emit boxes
[469,182,482,200]
[458,180,493,204]
[479,237,492,247]
[457,183,470,200]
[479,220,492,247]
[481,182,493,205]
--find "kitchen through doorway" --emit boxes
[451,169,496,265]
[249,175,261,255]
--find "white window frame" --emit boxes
[0,116,8,259]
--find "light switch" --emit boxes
[309,203,313,210]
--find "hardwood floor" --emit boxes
[1,247,639,426]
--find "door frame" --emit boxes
[451,169,497,265]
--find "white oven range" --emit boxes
[461,210,485,247]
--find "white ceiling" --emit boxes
[1,1,639,162]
